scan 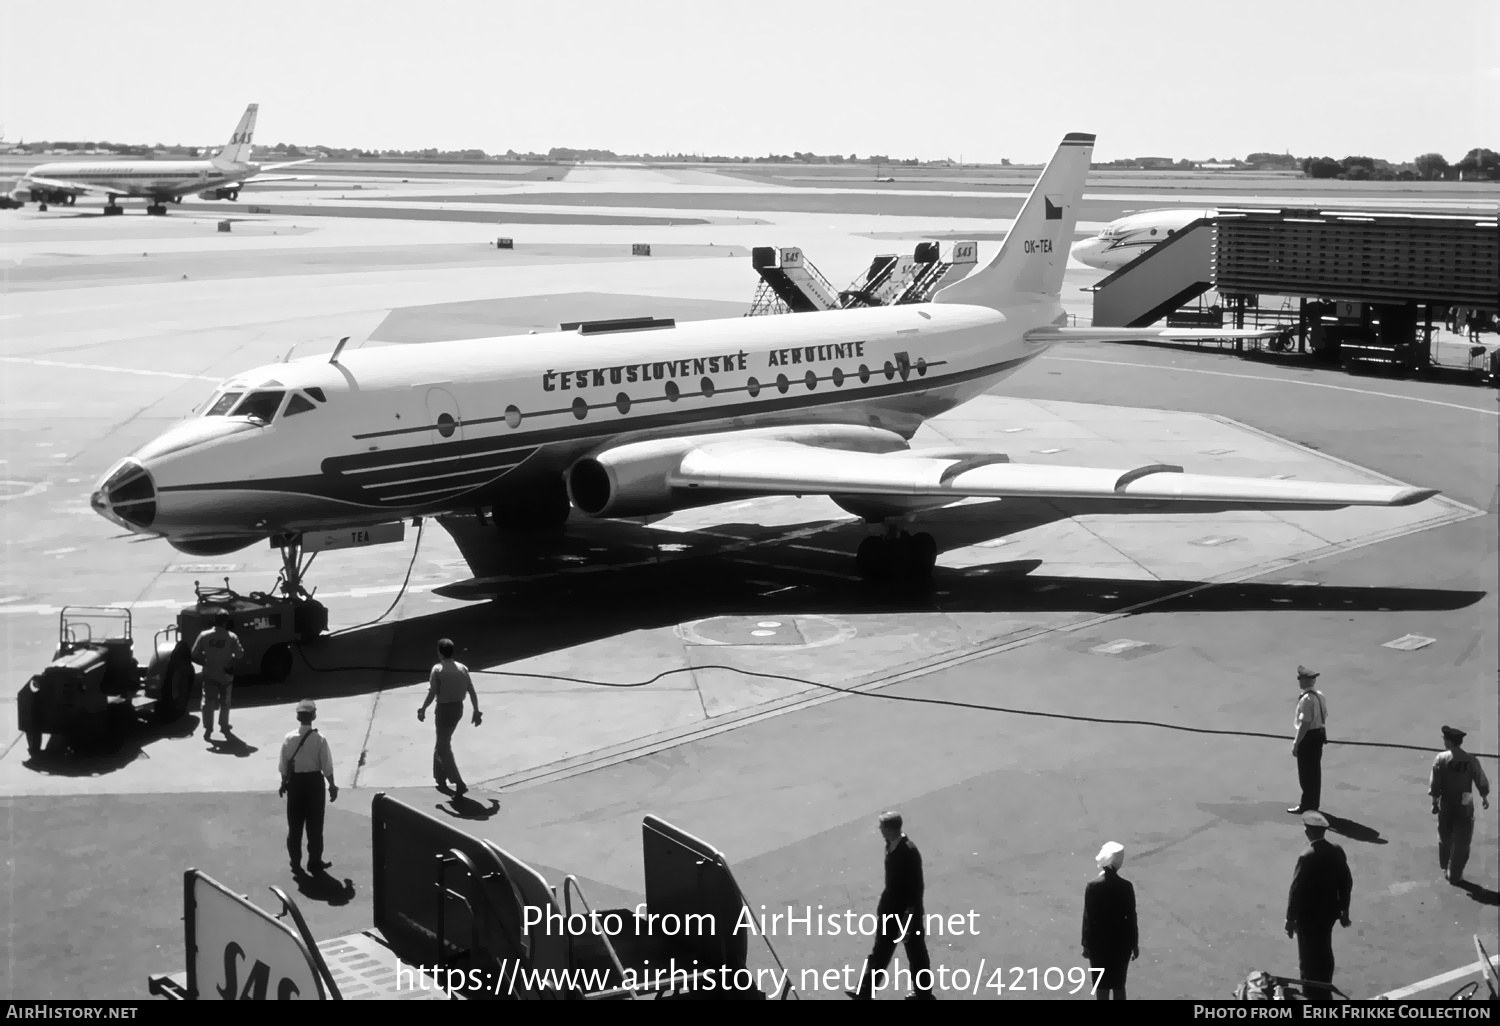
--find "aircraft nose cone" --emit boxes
[92,459,158,532]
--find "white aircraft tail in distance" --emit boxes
[91,131,1438,608]
[11,103,316,215]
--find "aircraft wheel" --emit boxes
[856,537,883,581]
[912,532,938,577]
[38,202,48,212]
[229,190,239,201]
[67,194,76,205]
[294,598,328,642]
[260,643,294,684]
[885,533,919,581]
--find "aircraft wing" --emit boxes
[256,158,316,172]
[20,175,129,197]
[1026,326,1288,344]
[666,439,1436,509]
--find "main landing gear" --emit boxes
[103,197,123,217]
[856,526,938,584]
[146,202,168,216]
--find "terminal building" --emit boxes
[1088,208,1500,375]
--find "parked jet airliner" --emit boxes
[1070,208,1216,270]
[91,133,1436,596]
[12,104,312,215]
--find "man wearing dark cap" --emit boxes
[847,811,934,1000]
[1429,726,1491,885]
[192,612,244,741]
[1284,811,1352,1001]
[419,638,481,797]
[1288,665,1328,814]
[279,699,338,875]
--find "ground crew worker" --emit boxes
[192,613,244,741]
[1288,665,1328,814]
[279,699,338,875]
[418,638,481,796]
[1429,725,1491,885]
[1082,842,1139,1000]
[847,811,935,1001]
[1284,811,1352,1001]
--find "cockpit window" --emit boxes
[283,393,317,418]
[304,387,326,403]
[230,390,285,422]
[205,391,243,416]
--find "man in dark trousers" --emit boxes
[192,612,244,741]
[1288,665,1329,814]
[1082,842,1139,1000]
[1429,725,1491,885]
[1284,811,1352,1001]
[847,811,935,1000]
[279,699,338,875]
[418,638,481,796]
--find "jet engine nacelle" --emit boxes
[199,187,239,201]
[168,534,263,556]
[565,424,912,519]
[566,437,736,519]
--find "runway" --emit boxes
[0,166,1495,1000]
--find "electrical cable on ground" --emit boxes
[299,517,1495,760]
[295,650,1496,761]
[323,518,425,638]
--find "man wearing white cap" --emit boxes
[1284,811,1352,1001]
[1288,665,1328,815]
[278,699,339,876]
[1081,842,1139,1000]
[1429,725,1491,885]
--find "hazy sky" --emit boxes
[2,0,1494,162]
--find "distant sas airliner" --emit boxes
[12,104,313,215]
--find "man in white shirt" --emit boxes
[279,699,338,875]
[1289,666,1329,815]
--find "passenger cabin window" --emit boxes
[283,393,317,418]
[231,390,286,422]
[205,392,243,416]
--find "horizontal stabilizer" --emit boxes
[1025,326,1288,344]
[666,440,1437,509]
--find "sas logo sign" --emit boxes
[229,132,253,145]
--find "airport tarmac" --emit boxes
[0,172,1496,1000]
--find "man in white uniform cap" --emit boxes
[1081,841,1138,1000]
[279,699,339,876]
[1284,811,1352,1001]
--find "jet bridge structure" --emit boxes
[1086,208,1499,376]
[747,241,977,316]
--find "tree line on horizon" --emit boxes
[6,140,1497,180]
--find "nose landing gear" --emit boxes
[856,525,938,583]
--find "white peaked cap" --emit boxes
[1095,842,1125,869]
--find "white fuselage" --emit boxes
[20,159,255,199]
[1070,208,1215,271]
[91,298,1063,553]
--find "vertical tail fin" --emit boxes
[933,132,1094,307]
[212,104,259,167]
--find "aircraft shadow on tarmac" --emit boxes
[214,502,1485,707]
